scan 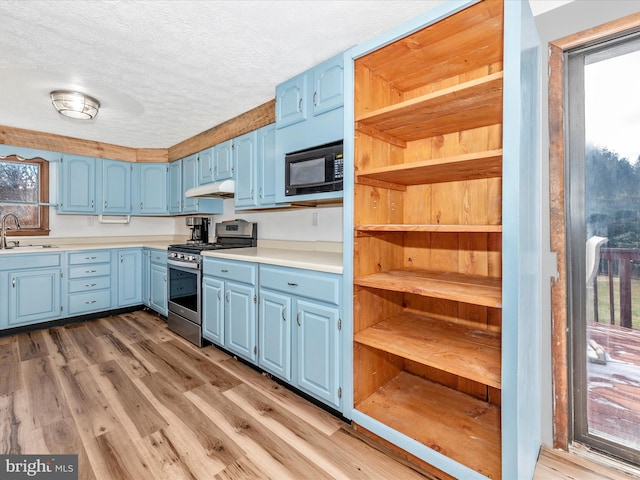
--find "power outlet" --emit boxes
[312,212,320,226]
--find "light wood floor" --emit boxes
[0,310,437,480]
[2,310,636,480]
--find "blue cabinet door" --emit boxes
[117,249,142,306]
[8,268,61,325]
[149,262,167,316]
[233,130,257,208]
[224,281,257,362]
[313,55,344,116]
[214,140,233,180]
[257,123,277,207]
[59,154,96,213]
[142,249,151,307]
[203,276,224,345]
[199,147,214,184]
[102,159,132,214]
[138,163,168,214]
[259,289,292,381]
[276,72,307,129]
[295,299,340,408]
[182,154,199,213]
[168,160,182,214]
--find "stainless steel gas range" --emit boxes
[166,219,257,346]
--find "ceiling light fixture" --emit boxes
[50,90,100,120]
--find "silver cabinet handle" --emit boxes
[91,200,94,208]
[250,189,254,200]
[313,91,317,106]
[282,307,286,321]
[120,256,123,263]
[226,291,230,302]
[217,289,221,300]
[221,269,228,273]
[258,187,263,199]
[85,256,97,260]
[298,98,302,112]
[104,201,107,209]
[85,300,97,304]
[287,282,298,286]
[12,278,15,288]
[296,311,301,326]
[85,283,97,287]
[140,202,143,210]
[86,270,97,273]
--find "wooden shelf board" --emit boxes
[354,269,502,308]
[356,371,501,479]
[356,224,502,233]
[355,312,501,388]
[356,149,503,185]
[355,72,503,143]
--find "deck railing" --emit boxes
[596,247,640,328]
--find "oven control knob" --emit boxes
[178,253,184,259]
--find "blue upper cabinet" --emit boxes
[168,160,182,214]
[198,147,214,184]
[134,163,169,215]
[275,72,307,129]
[312,55,344,116]
[274,52,345,204]
[256,123,277,207]
[182,153,199,213]
[102,159,132,214]
[234,130,258,209]
[58,154,98,214]
[214,140,233,181]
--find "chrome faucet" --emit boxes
[0,213,21,249]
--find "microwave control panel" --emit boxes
[334,154,344,180]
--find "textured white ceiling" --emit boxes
[0,0,564,149]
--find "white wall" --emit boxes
[214,199,343,242]
[535,0,640,447]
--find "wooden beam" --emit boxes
[0,125,142,162]
[168,99,275,161]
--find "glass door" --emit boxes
[567,30,640,464]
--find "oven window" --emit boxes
[169,268,198,312]
[290,157,325,186]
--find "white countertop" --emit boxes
[202,246,343,274]
[0,238,344,274]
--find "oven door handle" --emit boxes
[167,258,201,270]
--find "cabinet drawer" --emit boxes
[203,258,256,285]
[68,250,111,265]
[0,253,61,271]
[150,250,166,265]
[68,289,111,315]
[260,265,340,305]
[69,263,111,279]
[69,276,111,293]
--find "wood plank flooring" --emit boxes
[0,310,437,480]
[2,310,636,479]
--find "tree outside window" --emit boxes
[0,155,50,236]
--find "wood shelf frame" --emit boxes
[355,72,503,143]
[355,312,501,388]
[356,371,501,480]
[356,149,503,186]
[354,269,502,308]
[356,224,502,234]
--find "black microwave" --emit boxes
[285,140,344,196]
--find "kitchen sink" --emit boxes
[6,244,59,249]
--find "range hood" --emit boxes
[185,179,235,198]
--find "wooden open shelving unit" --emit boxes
[351,0,505,478]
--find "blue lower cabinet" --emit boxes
[225,281,257,362]
[68,290,111,316]
[203,257,258,363]
[258,289,292,381]
[258,264,342,410]
[149,262,167,316]
[66,250,112,317]
[203,276,224,345]
[117,249,142,307]
[296,298,340,407]
[8,268,62,326]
